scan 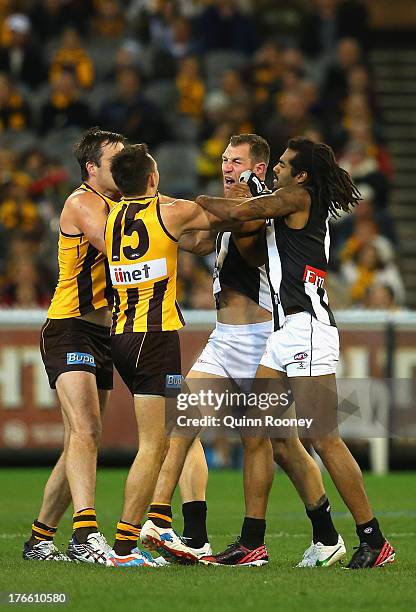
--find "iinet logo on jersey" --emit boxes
[110,258,167,285]
[303,265,326,288]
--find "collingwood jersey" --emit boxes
[265,185,336,331]
[213,232,272,311]
[105,194,184,334]
[48,183,118,319]
[213,170,272,312]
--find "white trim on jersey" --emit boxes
[258,266,272,312]
[324,213,331,261]
[304,282,332,326]
[213,232,230,296]
[265,221,285,328]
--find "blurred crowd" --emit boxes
[0,0,405,313]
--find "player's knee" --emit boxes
[271,439,289,468]
[311,436,342,458]
[70,425,101,447]
[241,436,268,453]
[70,422,102,446]
[141,432,168,457]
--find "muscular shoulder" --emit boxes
[64,189,108,215]
[276,186,311,211]
[159,198,198,239]
[61,188,109,237]
[158,192,177,204]
[159,198,197,224]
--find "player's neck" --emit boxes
[123,190,156,200]
[85,177,117,199]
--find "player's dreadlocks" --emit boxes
[287,137,361,216]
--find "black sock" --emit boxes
[356,517,385,549]
[240,517,266,550]
[306,497,339,546]
[148,503,172,528]
[28,519,56,547]
[182,501,208,549]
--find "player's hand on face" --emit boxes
[228,183,252,199]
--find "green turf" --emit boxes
[0,469,415,611]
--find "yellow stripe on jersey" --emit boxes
[105,194,184,334]
[48,183,119,319]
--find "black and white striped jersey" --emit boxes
[212,171,272,312]
[265,185,336,331]
[213,232,272,312]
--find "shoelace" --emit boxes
[223,539,241,553]
[348,544,369,564]
[90,532,111,553]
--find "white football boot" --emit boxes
[23,540,72,562]
[140,520,199,564]
[153,541,212,566]
[67,531,111,565]
[296,535,346,567]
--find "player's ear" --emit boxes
[85,161,96,177]
[254,161,266,177]
[296,170,308,184]
[149,171,157,189]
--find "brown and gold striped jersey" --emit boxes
[105,193,184,334]
[48,183,118,319]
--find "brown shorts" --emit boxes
[40,318,113,390]
[111,330,181,396]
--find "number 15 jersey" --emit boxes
[105,194,184,334]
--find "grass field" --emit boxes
[1,468,415,611]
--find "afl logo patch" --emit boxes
[294,352,308,361]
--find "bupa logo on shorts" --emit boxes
[67,352,96,367]
[165,374,183,389]
[303,265,326,288]
[110,258,167,286]
[294,352,308,361]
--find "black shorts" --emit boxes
[111,330,181,396]
[40,318,113,390]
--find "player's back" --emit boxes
[105,193,184,334]
[48,183,118,319]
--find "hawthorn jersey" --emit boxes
[105,194,184,334]
[265,185,336,331]
[48,183,118,319]
[213,232,272,312]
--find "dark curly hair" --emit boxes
[288,137,361,216]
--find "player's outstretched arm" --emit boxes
[159,192,217,255]
[179,230,216,256]
[196,186,310,222]
[159,198,242,239]
[61,191,108,254]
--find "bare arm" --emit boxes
[196,186,310,222]
[179,230,216,256]
[160,198,244,238]
[60,191,108,253]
